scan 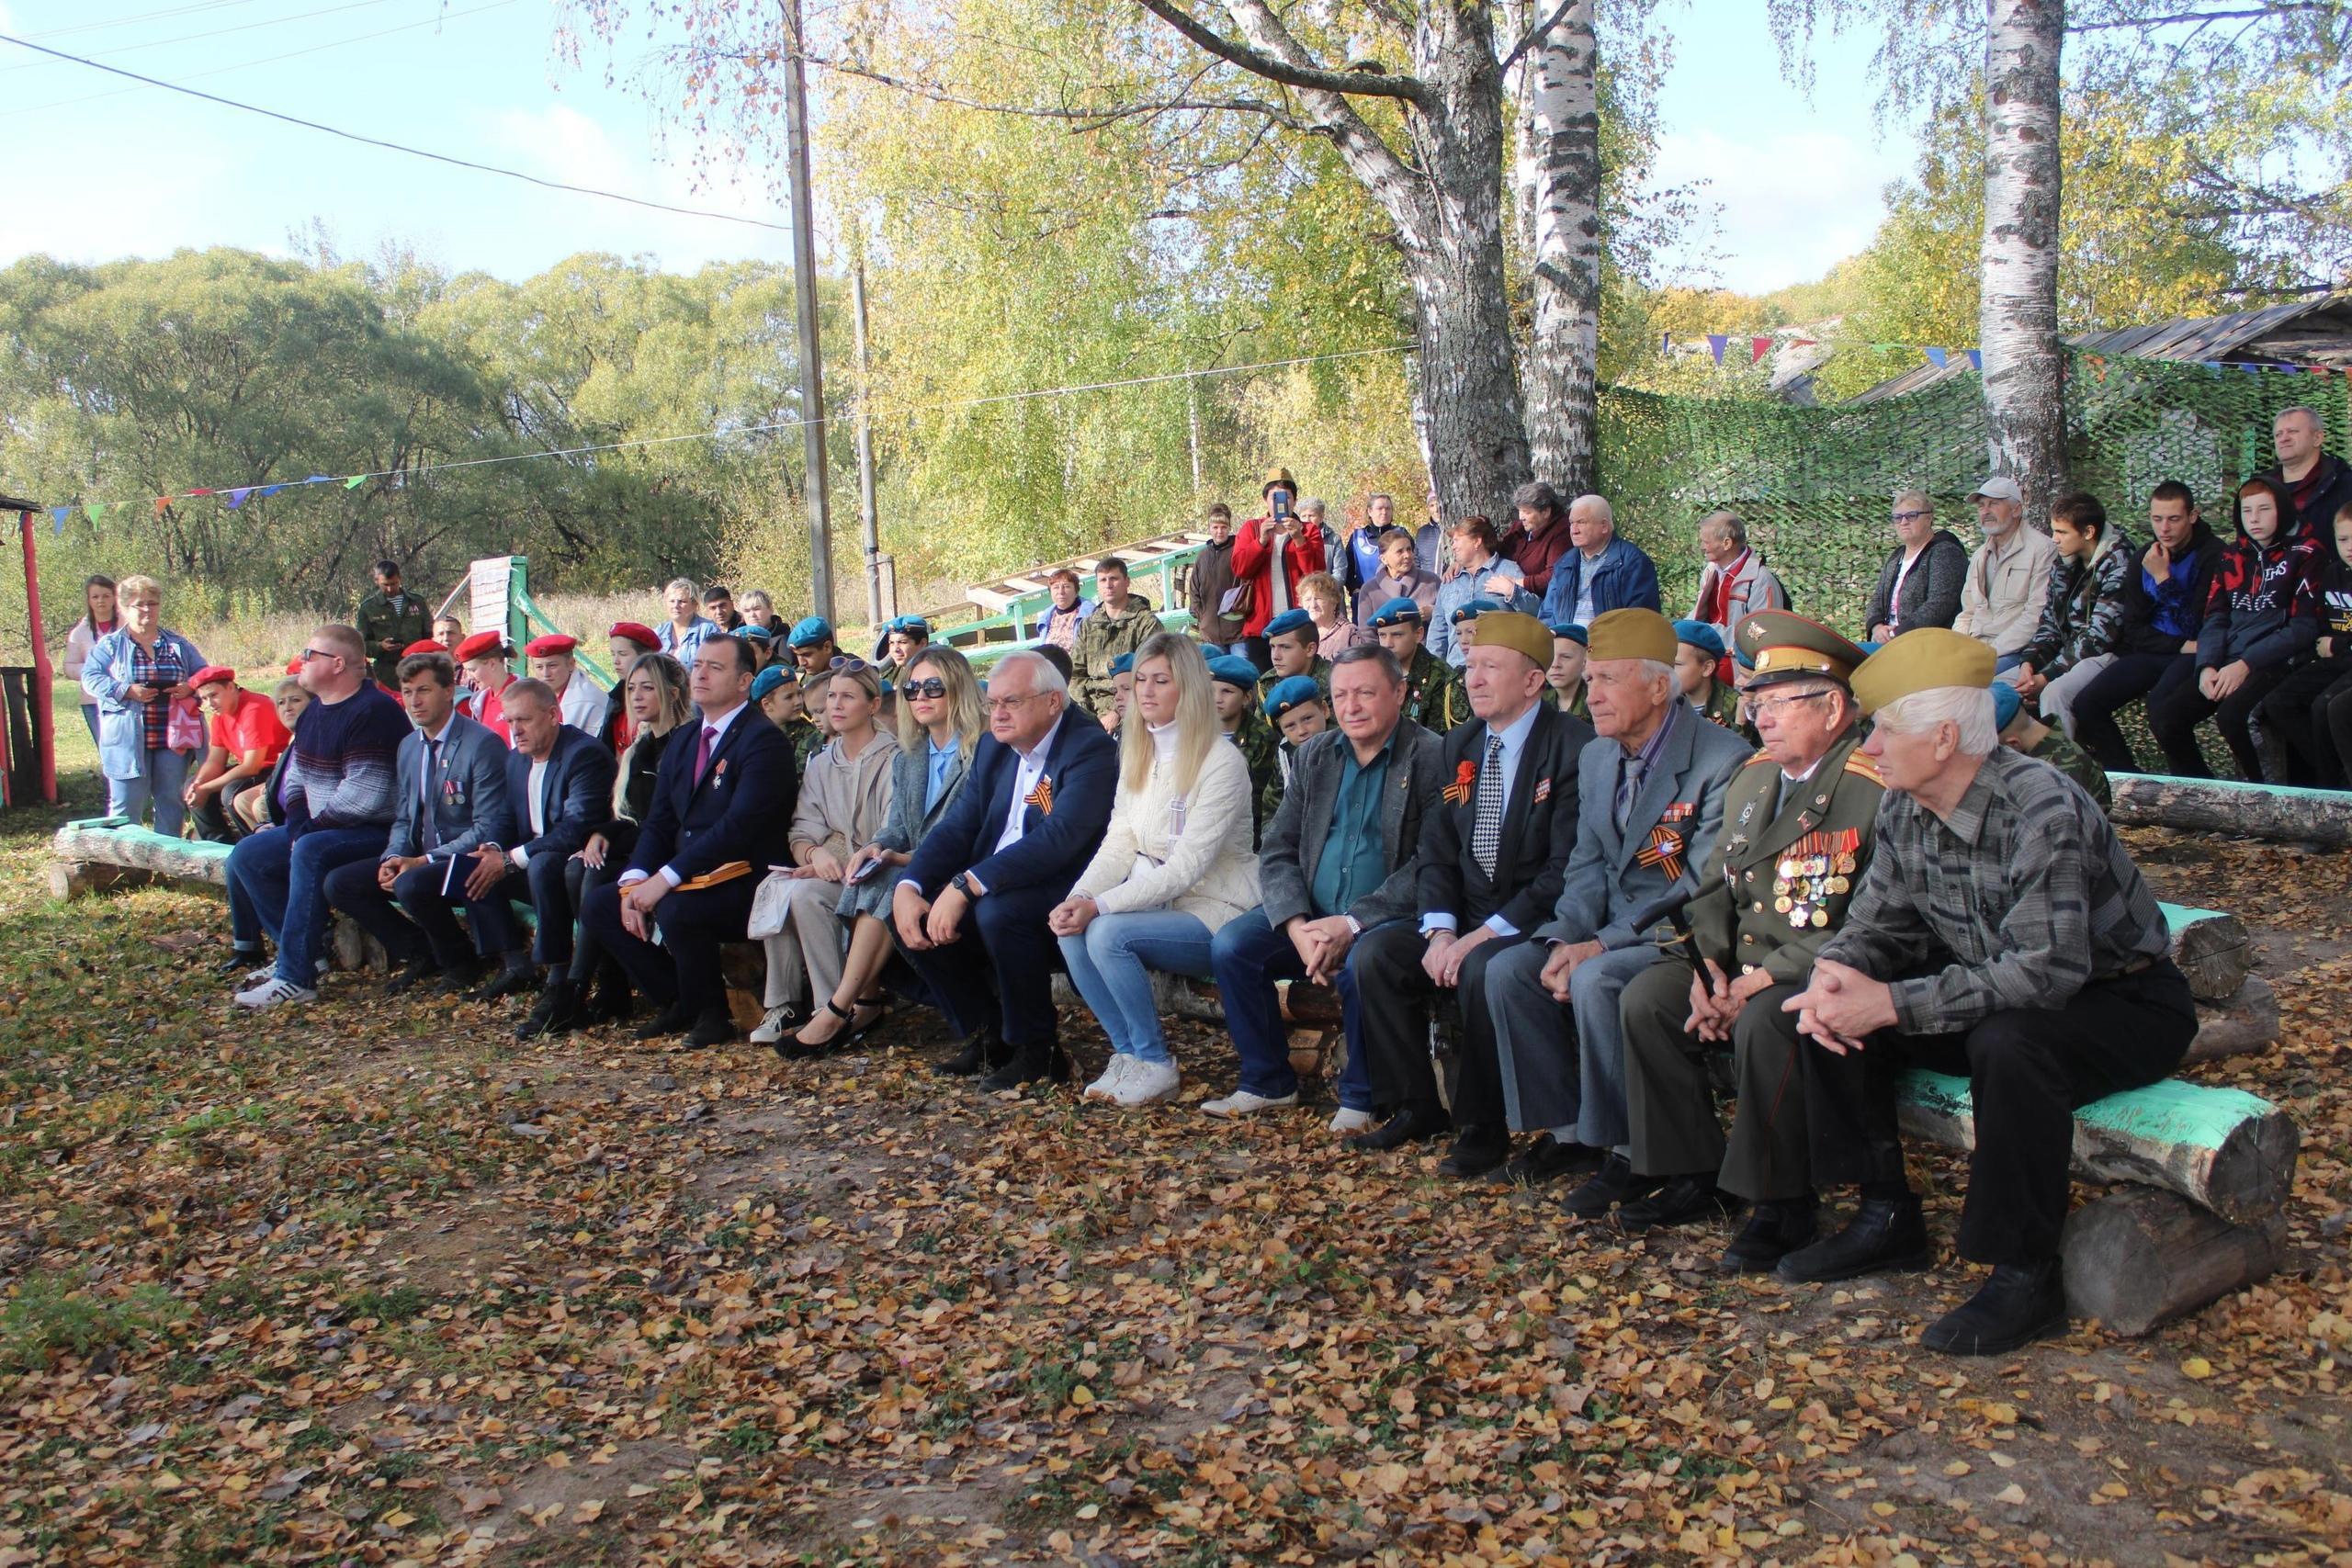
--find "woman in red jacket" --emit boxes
[1230,467,1329,671]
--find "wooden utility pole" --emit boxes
[783,0,833,619]
[852,250,883,626]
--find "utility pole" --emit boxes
[852,248,883,626]
[783,0,833,621]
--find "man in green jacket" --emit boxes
[1073,556,1161,718]
[356,559,430,688]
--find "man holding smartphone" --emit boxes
[1231,466,1329,671]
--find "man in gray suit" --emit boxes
[1201,646,1447,1132]
[1484,608,1750,1215]
[322,649,518,993]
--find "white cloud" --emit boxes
[1648,124,1910,296]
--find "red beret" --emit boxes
[455,631,509,662]
[189,665,238,690]
[608,621,661,649]
[284,658,303,675]
[402,639,446,657]
[525,633,578,658]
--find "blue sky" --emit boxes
[0,0,1914,294]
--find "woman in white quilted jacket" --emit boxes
[1047,632,1261,1107]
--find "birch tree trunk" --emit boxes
[1517,0,1602,495]
[1978,0,2067,529]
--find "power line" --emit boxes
[0,30,797,232]
[0,0,406,76]
[28,0,268,43]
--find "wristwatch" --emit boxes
[952,872,981,900]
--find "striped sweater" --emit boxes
[282,684,409,837]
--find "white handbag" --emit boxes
[745,869,796,940]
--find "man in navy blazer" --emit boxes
[579,634,797,1047]
[322,649,519,993]
[894,649,1118,1089]
[460,678,618,1033]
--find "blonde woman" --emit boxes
[1047,632,1261,1106]
[1298,570,1369,660]
[234,677,312,830]
[81,574,206,836]
[548,652,692,1032]
[753,662,900,1053]
[784,646,987,1054]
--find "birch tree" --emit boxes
[1979,0,2064,525]
[1514,0,1604,492]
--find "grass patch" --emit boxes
[0,1276,188,1371]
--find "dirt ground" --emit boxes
[0,803,2346,1566]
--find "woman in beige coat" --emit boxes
[752,663,899,1052]
[1047,633,1260,1107]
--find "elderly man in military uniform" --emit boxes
[1615,612,1883,1273]
[1779,628,2197,1356]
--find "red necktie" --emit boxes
[694,725,717,784]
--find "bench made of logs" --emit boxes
[50,816,232,899]
[2114,773,2352,848]
[1897,1070,2298,1336]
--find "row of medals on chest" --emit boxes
[1772,849,1858,929]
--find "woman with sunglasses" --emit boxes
[752,660,901,1053]
[780,646,989,1054]
[1047,632,1261,1107]
[82,574,207,836]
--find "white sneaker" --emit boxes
[1200,1088,1300,1118]
[750,1004,800,1045]
[1083,1055,1134,1101]
[1328,1107,1374,1134]
[233,976,318,1010]
[1112,1058,1181,1107]
[244,957,326,987]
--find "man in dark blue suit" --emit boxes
[894,649,1118,1089]
[579,635,798,1048]
[322,649,519,993]
[459,678,618,1035]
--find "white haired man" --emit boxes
[1779,628,2196,1356]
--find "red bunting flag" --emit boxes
[1750,336,1770,365]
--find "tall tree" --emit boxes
[1515,0,1605,493]
[1979,0,2065,525]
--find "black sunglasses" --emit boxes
[901,677,948,700]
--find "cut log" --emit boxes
[2113,773,2352,848]
[50,817,233,890]
[2161,903,2252,1003]
[2186,973,2279,1064]
[1896,1070,2298,1226]
[2062,1186,2282,1337]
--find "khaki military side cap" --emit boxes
[1586,607,1678,666]
[1849,627,1997,716]
[1469,610,1552,670]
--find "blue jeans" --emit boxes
[108,746,192,839]
[1208,907,1374,1110]
[226,824,388,985]
[1057,909,1216,1065]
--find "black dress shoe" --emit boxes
[680,1008,738,1050]
[382,953,439,996]
[934,1027,1009,1078]
[1486,1134,1605,1187]
[977,1042,1070,1091]
[515,977,578,1041]
[476,962,542,1002]
[581,970,636,1026]
[1436,1126,1511,1179]
[1773,1193,1931,1283]
[1344,1102,1449,1153]
[1719,1197,1818,1273]
[1922,1260,2067,1356]
[633,999,695,1040]
[1617,1174,1742,1234]
[431,961,484,996]
[220,947,265,976]
[1561,1153,1665,1221]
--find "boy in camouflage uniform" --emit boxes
[1370,597,1465,733]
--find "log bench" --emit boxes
[1897,1071,2298,1336]
[2113,773,2352,848]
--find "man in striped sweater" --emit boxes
[224,624,413,1008]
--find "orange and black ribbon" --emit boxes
[1026,774,1055,817]
[1636,824,1687,882]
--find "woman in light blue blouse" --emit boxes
[81,573,206,836]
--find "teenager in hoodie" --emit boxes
[2011,491,2134,735]
[2069,482,2229,772]
[2147,476,2319,779]
[2255,501,2352,786]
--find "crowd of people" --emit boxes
[62,407,2352,1359]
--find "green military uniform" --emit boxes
[786,715,825,773]
[1691,677,1744,733]
[2028,728,2111,812]
[356,589,430,687]
[1402,648,1465,734]
[1264,734,1305,833]
[1618,612,1885,1249]
[1072,595,1160,716]
[1257,656,1331,708]
[1225,714,1281,847]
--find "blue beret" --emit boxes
[1207,654,1261,690]
[888,615,931,636]
[1265,607,1314,639]
[787,616,833,647]
[1262,674,1323,719]
[1547,622,1589,647]
[1990,680,2023,731]
[1109,652,1136,676]
[732,622,775,642]
[1672,619,1726,660]
[1451,596,1503,626]
[751,666,792,701]
[1855,640,1883,657]
[1370,596,1425,628]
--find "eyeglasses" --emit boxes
[1891,509,1931,523]
[982,692,1043,714]
[902,678,949,700]
[1746,689,1835,720]
[300,648,340,662]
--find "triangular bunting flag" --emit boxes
[345,474,368,490]
[225,488,252,509]
[153,496,170,517]
[1705,334,1727,364]
[1750,336,1770,364]
[259,483,286,498]
[51,507,68,534]
[187,489,214,498]
[1659,333,1671,355]
[306,474,334,484]
[1924,347,1948,369]
[1966,350,1982,371]
[85,502,107,522]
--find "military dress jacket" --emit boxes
[1686,725,1886,987]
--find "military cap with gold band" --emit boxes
[1849,627,1997,716]
[1733,609,1871,691]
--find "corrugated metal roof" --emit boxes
[1842,292,2352,405]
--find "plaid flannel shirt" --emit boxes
[1815,746,2169,1035]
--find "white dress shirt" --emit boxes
[621,701,750,890]
[1420,697,1544,940]
[993,710,1066,855]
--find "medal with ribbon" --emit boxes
[1637,823,1687,882]
[1442,759,1476,807]
[1026,773,1055,817]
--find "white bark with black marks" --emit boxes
[1516,0,1602,495]
[1978,0,2067,528]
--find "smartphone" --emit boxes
[1271,491,1293,524]
[845,858,881,884]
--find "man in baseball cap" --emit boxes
[1954,474,2055,678]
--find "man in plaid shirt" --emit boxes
[1778,628,2196,1356]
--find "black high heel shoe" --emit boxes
[777,998,888,1060]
